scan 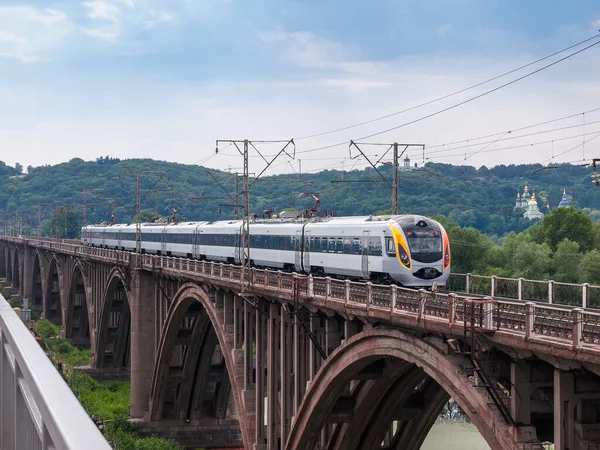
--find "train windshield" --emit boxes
[396,218,443,263]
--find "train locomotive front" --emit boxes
[383,215,450,287]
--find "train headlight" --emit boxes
[444,244,451,269]
[398,244,411,268]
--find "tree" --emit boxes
[443,222,492,274]
[542,207,593,251]
[579,250,600,285]
[48,205,80,239]
[552,239,581,283]
[14,162,23,174]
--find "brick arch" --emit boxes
[148,283,249,448]
[43,255,65,324]
[286,327,533,450]
[65,261,93,352]
[94,268,130,370]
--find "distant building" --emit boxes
[557,189,570,208]
[523,193,544,220]
[402,155,411,170]
[515,184,543,220]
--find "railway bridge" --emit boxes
[1,235,600,450]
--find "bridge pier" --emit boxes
[130,267,157,419]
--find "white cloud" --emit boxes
[0,6,71,62]
[83,28,119,41]
[83,1,121,22]
[259,30,349,69]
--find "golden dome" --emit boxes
[528,193,538,206]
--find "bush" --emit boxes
[36,319,61,339]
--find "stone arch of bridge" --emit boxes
[95,268,131,370]
[44,255,64,324]
[0,246,6,279]
[286,327,530,450]
[148,283,249,448]
[31,251,44,313]
[5,248,11,283]
[12,248,20,290]
[65,261,92,351]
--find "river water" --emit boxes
[421,422,490,450]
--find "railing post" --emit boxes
[572,307,583,350]
[518,278,523,301]
[219,263,224,279]
[582,283,589,309]
[345,280,351,306]
[448,293,456,325]
[418,289,427,321]
[491,276,497,298]
[326,277,331,299]
[366,282,373,306]
[210,261,215,277]
[277,271,282,290]
[466,273,472,294]
[548,280,554,304]
[390,285,397,314]
[483,297,493,329]
[307,276,314,298]
[525,302,535,340]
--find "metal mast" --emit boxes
[215,138,295,292]
[392,142,399,215]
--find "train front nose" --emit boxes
[413,266,443,280]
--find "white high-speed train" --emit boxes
[81,214,451,287]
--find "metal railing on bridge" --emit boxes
[5,236,600,351]
[447,273,600,308]
[0,296,111,450]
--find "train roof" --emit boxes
[83,214,436,229]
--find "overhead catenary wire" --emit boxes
[294,36,600,156]
[293,34,600,141]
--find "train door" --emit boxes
[117,229,122,249]
[294,230,302,272]
[161,230,167,255]
[192,227,200,259]
[234,229,241,264]
[301,230,311,273]
[361,230,370,279]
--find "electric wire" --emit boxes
[294,37,600,155]
[294,34,600,141]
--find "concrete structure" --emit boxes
[2,236,600,449]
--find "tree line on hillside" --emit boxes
[1,158,599,240]
[442,207,600,285]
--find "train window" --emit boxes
[309,237,315,251]
[336,238,343,253]
[386,238,395,255]
[343,238,352,254]
[369,238,383,256]
[352,239,361,254]
[328,238,335,252]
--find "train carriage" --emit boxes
[81,214,450,287]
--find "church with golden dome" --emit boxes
[514,184,544,220]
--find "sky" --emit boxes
[0,0,599,177]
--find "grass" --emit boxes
[35,319,190,450]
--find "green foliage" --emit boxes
[578,250,600,285]
[9,297,23,308]
[3,158,600,238]
[552,239,581,283]
[45,205,80,239]
[541,207,593,251]
[36,319,61,339]
[35,320,183,450]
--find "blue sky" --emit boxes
[0,0,599,175]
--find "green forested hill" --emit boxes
[1,157,599,237]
